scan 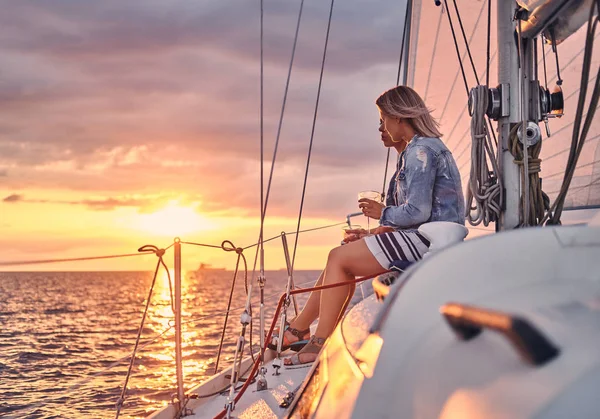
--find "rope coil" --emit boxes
[509,123,549,226]
[465,85,503,226]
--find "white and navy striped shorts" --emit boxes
[364,230,430,269]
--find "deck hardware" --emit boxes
[441,302,560,366]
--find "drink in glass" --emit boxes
[357,190,383,236]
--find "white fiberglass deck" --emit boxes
[148,349,311,419]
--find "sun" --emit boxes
[137,201,216,237]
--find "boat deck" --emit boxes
[148,349,311,419]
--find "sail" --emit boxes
[407,0,600,223]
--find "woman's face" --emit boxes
[378,111,402,147]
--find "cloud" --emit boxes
[0,1,406,71]
[0,0,410,224]
[2,192,169,211]
[3,193,22,202]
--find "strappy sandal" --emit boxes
[283,336,326,368]
[267,324,310,352]
[265,320,290,339]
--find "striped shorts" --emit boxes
[364,230,430,269]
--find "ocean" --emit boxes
[0,270,372,418]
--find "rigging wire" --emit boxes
[545,0,600,224]
[440,2,498,150]
[448,0,498,148]
[260,0,265,257]
[250,0,306,281]
[214,241,249,373]
[439,0,488,123]
[485,0,491,87]
[451,0,480,85]
[442,0,470,96]
[289,0,335,274]
[242,221,347,250]
[115,252,165,419]
[382,1,412,199]
[0,250,156,267]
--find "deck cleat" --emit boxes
[256,367,268,391]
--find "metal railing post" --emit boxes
[174,238,185,416]
[280,232,299,316]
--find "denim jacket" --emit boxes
[380,136,465,229]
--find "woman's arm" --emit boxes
[380,145,437,228]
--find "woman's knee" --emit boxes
[326,246,354,277]
[326,246,345,266]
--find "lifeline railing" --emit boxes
[0,213,365,418]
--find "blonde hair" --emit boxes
[376,86,443,138]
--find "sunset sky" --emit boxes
[0,0,415,271]
[1,0,598,271]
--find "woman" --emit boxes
[278,85,465,366]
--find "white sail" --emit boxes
[408,0,599,222]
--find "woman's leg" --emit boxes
[289,270,324,330]
[271,271,326,347]
[314,240,383,339]
[285,239,383,365]
[291,271,356,330]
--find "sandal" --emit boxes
[267,324,310,352]
[283,336,326,368]
[265,320,290,340]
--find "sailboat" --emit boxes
[142,0,600,418]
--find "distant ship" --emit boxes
[195,263,225,272]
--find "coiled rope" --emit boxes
[509,123,549,226]
[465,85,502,226]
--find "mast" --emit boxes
[406,0,420,88]
[497,0,521,230]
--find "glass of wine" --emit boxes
[341,224,363,244]
[357,190,382,236]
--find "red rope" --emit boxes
[212,270,388,419]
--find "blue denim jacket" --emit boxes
[380,136,465,229]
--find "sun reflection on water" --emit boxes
[0,270,322,418]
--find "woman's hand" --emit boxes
[342,228,368,243]
[371,226,395,235]
[358,198,385,220]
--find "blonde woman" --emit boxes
[277,86,465,367]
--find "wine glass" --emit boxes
[341,224,363,245]
[358,190,382,236]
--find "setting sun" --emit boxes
[136,202,217,237]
